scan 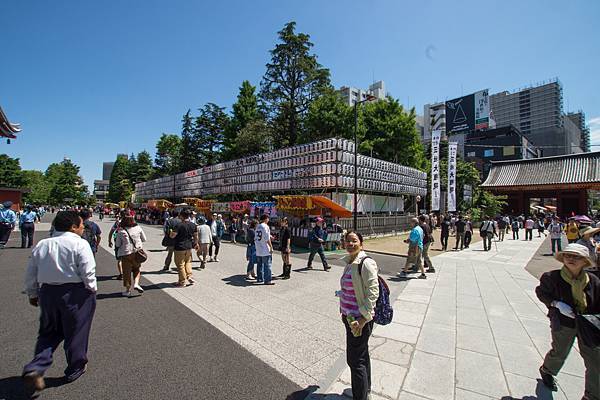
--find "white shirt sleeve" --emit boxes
[24,248,40,298]
[140,227,147,243]
[76,241,97,292]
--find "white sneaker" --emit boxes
[134,284,144,293]
[188,277,196,285]
[122,290,131,297]
[214,258,219,262]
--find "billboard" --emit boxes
[445,89,489,134]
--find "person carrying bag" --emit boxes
[115,216,147,297]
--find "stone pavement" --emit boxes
[320,234,587,400]
[95,219,407,393]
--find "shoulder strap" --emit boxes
[358,256,373,276]
[124,228,139,250]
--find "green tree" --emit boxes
[223,81,262,160]
[260,21,331,147]
[361,97,426,170]
[0,154,24,187]
[47,159,88,205]
[22,170,50,204]
[154,133,181,177]
[233,120,273,158]
[107,155,132,203]
[132,150,154,183]
[179,110,201,172]
[303,89,354,143]
[195,103,229,165]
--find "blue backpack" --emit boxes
[358,256,393,325]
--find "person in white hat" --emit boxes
[536,243,600,397]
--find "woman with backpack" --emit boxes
[115,216,147,297]
[339,230,380,400]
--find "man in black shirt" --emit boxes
[440,215,450,251]
[169,209,198,287]
[307,217,330,271]
[277,217,292,279]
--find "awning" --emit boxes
[310,196,352,218]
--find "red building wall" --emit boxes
[0,189,24,211]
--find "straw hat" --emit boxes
[579,226,600,238]
[555,243,593,267]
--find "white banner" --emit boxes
[430,130,441,211]
[447,142,458,212]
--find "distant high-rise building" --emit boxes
[422,102,447,142]
[490,80,582,156]
[422,80,585,156]
[339,80,386,107]
[103,162,115,181]
[566,111,590,152]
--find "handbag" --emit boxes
[124,228,148,264]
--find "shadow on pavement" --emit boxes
[222,274,257,287]
[0,376,68,400]
[500,379,556,400]
[286,385,319,399]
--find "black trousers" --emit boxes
[483,234,492,251]
[344,318,374,400]
[464,231,472,247]
[308,245,328,268]
[0,223,12,245]
[23,283,96,378]
[21,222,35,248]
[440,234,449,250]
[525,229,533,241]
[209,235,221,257]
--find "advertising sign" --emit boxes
[447,142,458,212]
[430,130,441,211]
[445,89,490,134]
[474,89,490,130]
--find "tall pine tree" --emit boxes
[179,110,201,172]
[154,133,181,177]
[133,150,154,183]
[195,103,229,166]
[260,21,331,147]
[107,155,132,203]
[0,154,24,188]
[223,81,262,160]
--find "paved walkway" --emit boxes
[93,219,408,394]
[319,234,587,400]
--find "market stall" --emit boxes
[274,195,351,249]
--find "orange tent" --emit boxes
[310,196,352,218]
[275,195,351,218]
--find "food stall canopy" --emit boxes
[148,199,173,210]
[275,195,351,218]
[230,201,250,213]
[310,196,352,218]
[104,202,120,209]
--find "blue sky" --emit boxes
[2,0,599,189]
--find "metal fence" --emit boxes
[338,214,414,235]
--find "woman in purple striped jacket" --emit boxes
[339,230,380,400]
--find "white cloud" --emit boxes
[589,116,600,148]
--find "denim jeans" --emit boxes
[256,255,273,283]
[246,245,256,273]
[551,238,562,254]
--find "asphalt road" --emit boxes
[0,223,305,400]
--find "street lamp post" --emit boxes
[353,95,376,231]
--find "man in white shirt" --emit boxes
[525,216,535,241]
[22,211,97,393]
[255,214,274,285]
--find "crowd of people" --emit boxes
[8,205,600,399]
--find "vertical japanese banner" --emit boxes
[430,130,441,211]
[447,142,458,212]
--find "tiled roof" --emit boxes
[0,106,21,139]
[482,152,600,188]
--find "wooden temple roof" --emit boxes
[0,106,21,139]
[482,151,600,191]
